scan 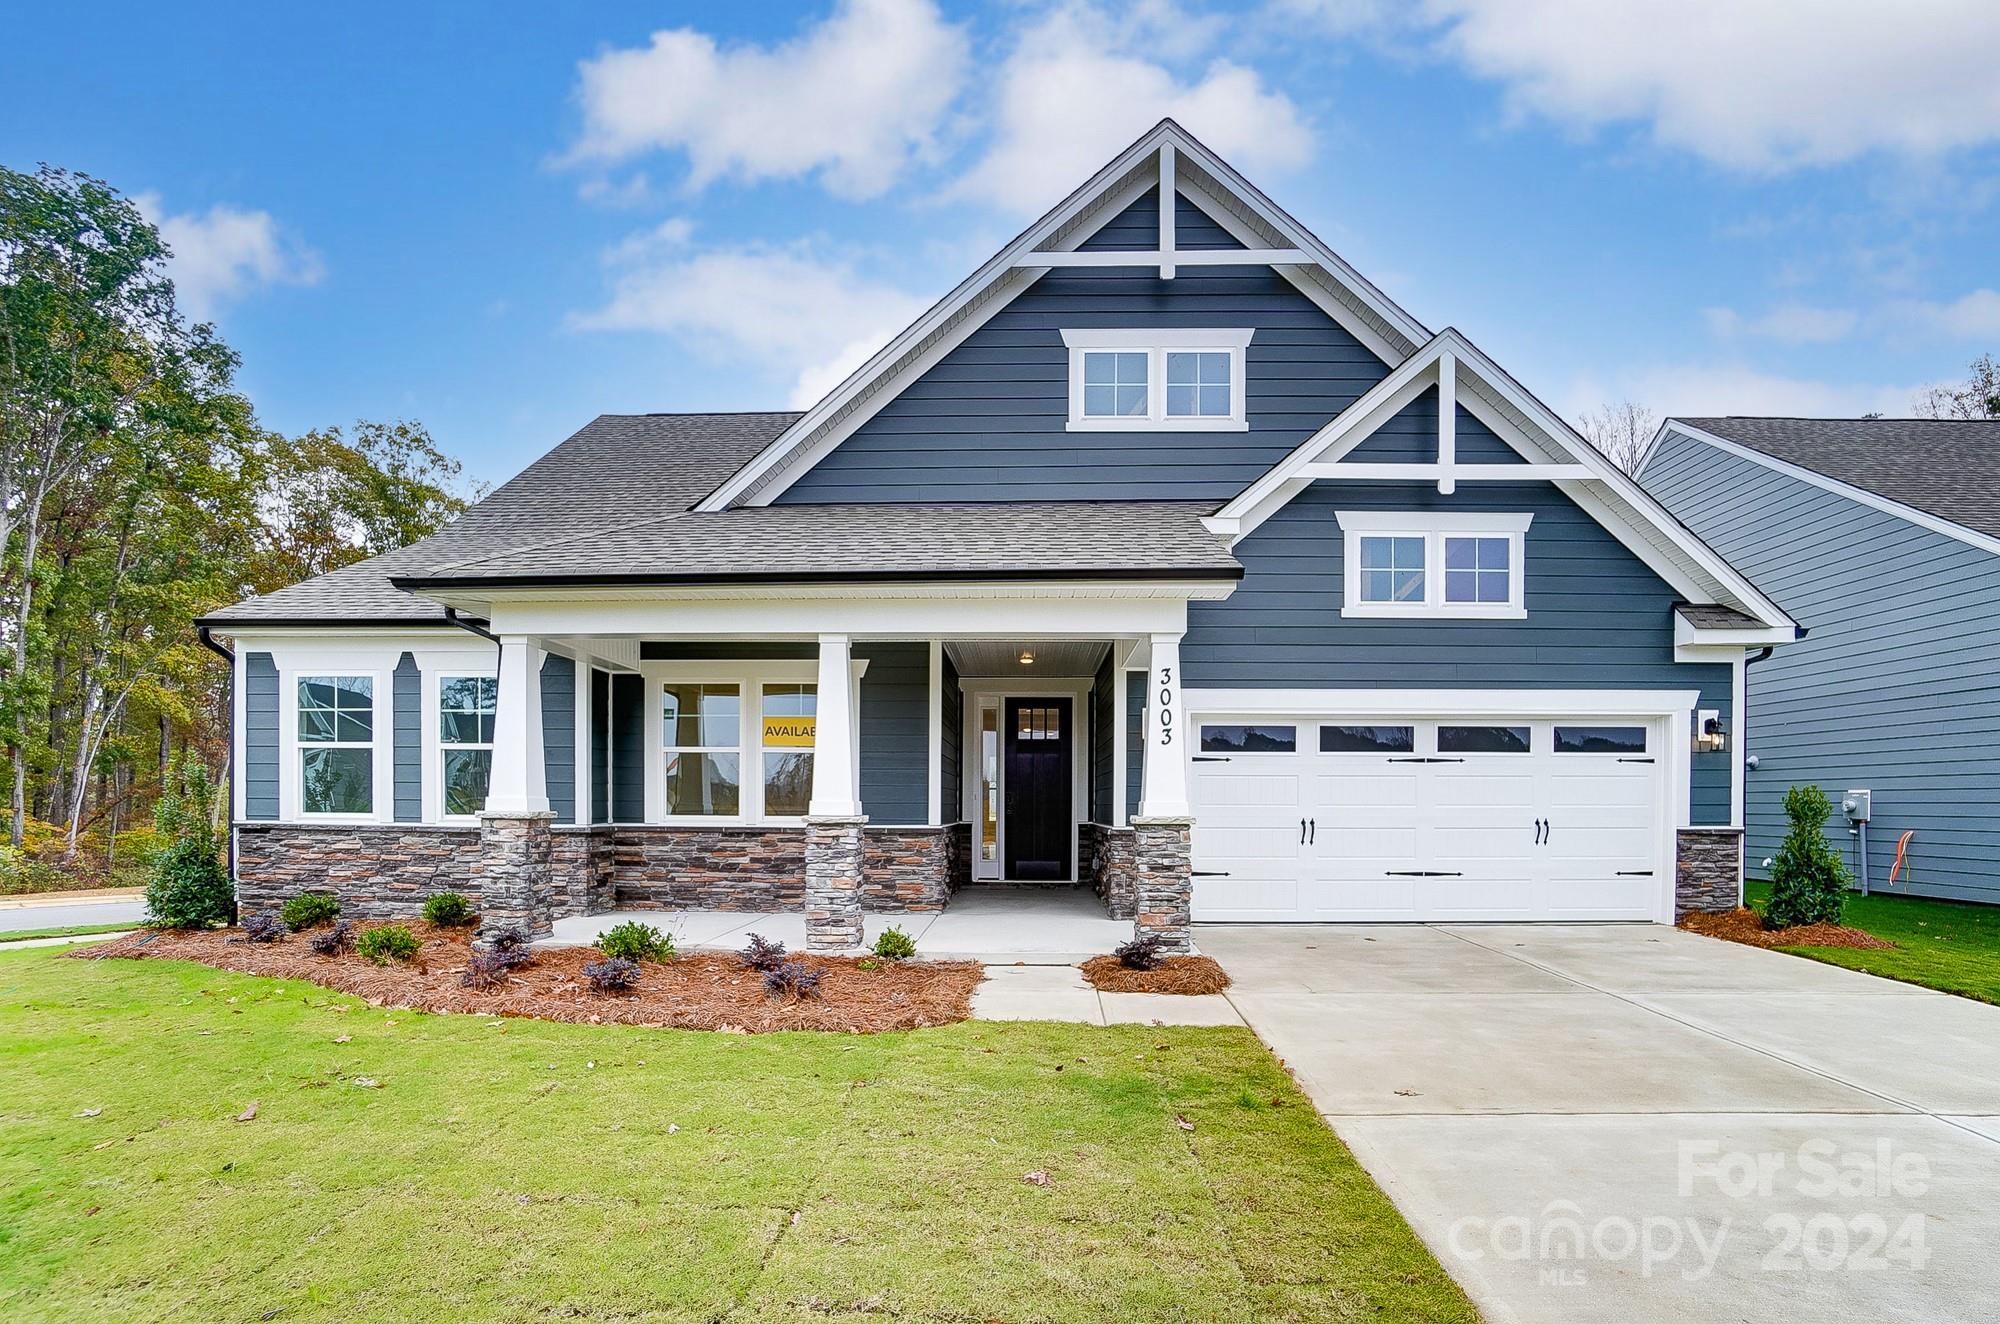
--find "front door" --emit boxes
[1003,698,1072,880]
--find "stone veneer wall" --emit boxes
[234,823,484,919]
[610,827,807,911]
[1087,823,1137,920]
[945,822,972,894]
[861,827,957,911]
[1131,816,1192,952]
[477,812,556,939]
[550,827,616,919]
[1676,827,1743,917]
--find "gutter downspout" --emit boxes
[196,625,237,882]
[443,607,501,662]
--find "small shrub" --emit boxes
[479,925,534,968]
[279,892,342,931]
[309,921,353,957]
[1765,784,1852,929]
[856,957,882,972]
[872,926,917,960]
[582,956,641,993]
[739,932,787,972]
[1112,932,1165,971]
[460,951,508,989]
[421,891,474,927]
[239,914,287,943]
[597,920,673,963]
[763,959,824,999]
[143,756,234,929]
[356,924,421,965]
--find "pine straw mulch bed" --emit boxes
[1079,954,1232,995]
[1678,907,1897,952]
[75,923,983,1033]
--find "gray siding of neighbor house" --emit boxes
[1183,472,1735,826]
[1091,653,1115,822]
[243,652,280,821]
[776,187,1394,503]
[393,653,422,822]
[590,668,610,824]
[1641,428,2000,903]
[611,673,645,823]
[540,654,576,825]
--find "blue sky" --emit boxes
[6,0,1996,486]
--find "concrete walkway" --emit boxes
[1200,923,2000,1324]
[970,961,1243,1026]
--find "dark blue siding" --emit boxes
[540,654,576,824]
[392,653,421,822]
[1125,671,1145,822]
[856,642,928,824]
[611,673,645,823]
[243,652,279,821]
[1184,479,1735,825]
[778,188,1390,503]
[1091,653,1115,822]
[1642,429,2000,902]
[590,668,610,824]
[940,651,963,824]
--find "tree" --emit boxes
[143,749,232,928]
[1913,354,1999,420]
[1764,784,1851,929]
[1576,400,1656,475]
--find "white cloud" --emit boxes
[1418,0,2000,171]
[566,0,969,200]
[1893,288,2000,338]
[138,194,322,321]
[571,227,928,408]
[949,5,1315,213]
[1704,302,1858,345]
[1571,362,1927,421]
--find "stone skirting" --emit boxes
[551,827,616,918]
[804,815,866,950]
[1131,816,1193,952]
[1676,827,1743,917]
[478,811,556,939]
[609,826,807,911]
[862,827,958,912]
[1086,823,1138,920]
[234,823,484,919]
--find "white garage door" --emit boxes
[1190,715,1665,922]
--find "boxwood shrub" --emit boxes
[421,891,474,927]
[279,892,341,931]
[597,920,673,963]
[356,924,421,965]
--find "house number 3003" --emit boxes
[1156,666,1175,745]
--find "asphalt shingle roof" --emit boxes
[1673,603,1765,631]
[1678,417,2000,541]
[202,412,1239,626]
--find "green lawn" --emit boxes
[1746,880,2000,1004]
[0,923,135,945]
[0,950,1472,1323]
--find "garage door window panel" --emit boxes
[1554,725,1647,754]
[1438,724,1532,754]
[1199,724,1297,754]
[1320,724,1415,753]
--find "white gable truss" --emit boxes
[696,119,1431,512]
[1206,327,1798,638]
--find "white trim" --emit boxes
[1013,248,1312,269]
[1336,511,1531,620]
[1110,639,1139,827]
[1183,687,1704,718]
[1158,142,1175,280]
[698,121,1429,511]
[431,670,498,824]
[1646,420,2000,561]
[1297,463,1595,482]
[1672,612,1797,659]
[925,640,943,828]
[289,669,386,822]
[1062,328,1253,432]
[1730,648,1748,833]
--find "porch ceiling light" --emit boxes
[1019,649,1035,666]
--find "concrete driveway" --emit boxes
[1201,923,2000,1324]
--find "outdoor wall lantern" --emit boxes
[1694,708,1726,753]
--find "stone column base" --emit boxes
[476,811,557,942]
[1676,827,1743,918]
[804,814,867,951]
[1131,815,1193,953]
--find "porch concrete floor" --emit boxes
[543,884,1137,962]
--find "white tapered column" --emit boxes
[1136,633,1190,818]
[486,635,549,815]
[807,633,862,818]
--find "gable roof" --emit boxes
[201,411,799,625]
[1205,329,1798,634]
[1664,417,2000,543]
[694,118,1432,512]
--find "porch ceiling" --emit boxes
[946,640,1111,679]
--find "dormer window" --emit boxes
[1063,328,1251,431]
[1336,511,1532,619]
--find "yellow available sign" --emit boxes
[762,716,816,747]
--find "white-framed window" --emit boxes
[661,681,742,818]
[759,683,818,819]
[1336,511,1532,619]
[438,675,496,818]
[1062,328,1252,431]
[297,675,375,816]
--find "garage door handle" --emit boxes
[1384,870,1463,877]
[1192,870,1231,877]
[1617,757,1655,764]
[1300,818,1307,844]
[1616,870,1654,876]
[1387,756,1465,763]
[1193,755,1231,762]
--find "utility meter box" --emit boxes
[1842,789,1872,823]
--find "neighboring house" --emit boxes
[199,121,1796,950]
[1640,417,2000,905]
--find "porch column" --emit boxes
[479,634,555,942]
[805,633,865,950]
[1133,631,1193,952]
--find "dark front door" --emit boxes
[1003,698,1073,881]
